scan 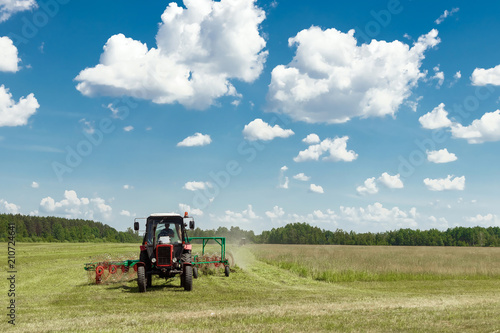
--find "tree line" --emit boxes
[0,214,141,243]
[255,222,500,247]
[188,226,256,244]
[1,213,499,246]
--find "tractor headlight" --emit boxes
[151,258,156,263]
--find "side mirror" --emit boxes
[189,220,195,230]
[134,222,139,231]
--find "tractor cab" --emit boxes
[146,216,180,244]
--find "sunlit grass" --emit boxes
[251,244,500,281]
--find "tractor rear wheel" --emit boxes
[137,266,147,293]
[193,266,198,279]
[183,265,193,291]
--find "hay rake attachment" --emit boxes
[189,237,233,277]
[84,259,139,284]
[84,237,234,285]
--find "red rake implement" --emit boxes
[84,260,139,284]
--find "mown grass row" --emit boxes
[252,244,500,282]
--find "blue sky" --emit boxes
[1,0,500,233]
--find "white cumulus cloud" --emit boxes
[265,205,285,219]
[378,172,404,189]
[450,110,500,144]
[420,105,500,144]
[0,36,19,72]
[39,190,113,221]
[0,37,38,127]
[427,148,457,163]
[177,132,212,147]
[0,0,37,23]
[242,118,294,141]
[431,65,444,88]
[278,178,289,189]
[213,204,261,223]
[0,38,37,127]
[309,183,324,194]
[123,125,134,132]
[423,175,465,191]
[183,181,212,191]
[302,133,320,144]
[294,136,357,162]
[340,202,418,230]
[0,85,39,127]
[179,203,203,216]
[278,165,289,189]
[0,198,20,214]
[267,28,439,123]
[75,0,267,109]
[419,103,452,129]
[357,172,403,195]
[465,213,499,226]
[31,181,39,188]
[471,64,500,86]
[293,173,310,181]
[120,210,131,217]
[255,203,419,231]
[356,177,378,195]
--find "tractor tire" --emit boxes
[181,252,192,264]
[224,265,230,277]
[193,266,198,279]
[140,250,152,287]
[137,266,147,293]
[139,250,149,265]
[183,265,193,291]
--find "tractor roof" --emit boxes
[149,213,183,218]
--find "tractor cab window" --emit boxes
[146,220,157,246]
[156,223,181,244]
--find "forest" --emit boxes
[0,214,140,243]
[254,222,500,247]
[191,223,500,247]
[1,214,499,246]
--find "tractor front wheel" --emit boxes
[137,266,147,293]
[183,265,193,291]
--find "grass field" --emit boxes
[2,243,500,332]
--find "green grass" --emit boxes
[253,244,500,282]
[1,243,500,332]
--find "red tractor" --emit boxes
[133,213,195,292]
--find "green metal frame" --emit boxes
[188,237,229,266]
[84,259,139,271]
